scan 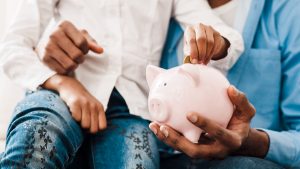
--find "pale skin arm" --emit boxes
[149,86,269,159]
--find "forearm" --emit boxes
[233,128,269,158]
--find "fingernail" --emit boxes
[149,123,157,135]
[192,59,198,64]
[188,113,198,123]
[160,126,169,138]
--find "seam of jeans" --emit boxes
[90,137,96,169]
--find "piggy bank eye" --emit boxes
[163,83,167,86]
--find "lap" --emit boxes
[88,89,160,169]
[208,156,284,169]
[161,153,284,169]
[89,113,159,169]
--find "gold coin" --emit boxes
[183,55,191,64]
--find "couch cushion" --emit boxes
[0,71,24,153]
[0,140,5,153]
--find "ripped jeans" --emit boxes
[0,88,159,169]
[0,88,285,169]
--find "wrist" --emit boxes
[42,74,68,92]
[234,128,270,158]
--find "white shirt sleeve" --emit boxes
[173,0,244,72]
[0,0,58,90]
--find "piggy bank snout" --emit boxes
[149,96,169,122]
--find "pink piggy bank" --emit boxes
[146,64,234,143]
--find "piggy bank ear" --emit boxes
[178,64,199,86]
[146,65,165,88]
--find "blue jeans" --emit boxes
[0,88,284,169]
[0,88,159,169]
[160,153,284,169]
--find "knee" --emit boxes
[12,90,79,130]
[14,89,69,116]
[8,89,83,154]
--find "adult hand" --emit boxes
[184,23,230,64]
[149,86,267,159]
[42,20,104,74]
[42,74,107,133]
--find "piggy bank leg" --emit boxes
[184,129,202,143]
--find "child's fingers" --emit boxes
[98,105,107,130]
[70,104,82,122]
[89,104,99,133]
[81,105,91,129]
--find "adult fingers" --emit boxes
[186,112,236,146]
[150,123,198,156]
[150,122,194,150]
[150,123,217,158]
[227,86,256,121]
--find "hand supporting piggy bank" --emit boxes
[146,64,234,143]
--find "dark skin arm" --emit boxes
[42,74,107,133]
[149,86,269,159]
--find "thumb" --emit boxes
[227,85,255,120]
[87,39,104,54]
[81,30,104,54]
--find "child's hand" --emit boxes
[43,75,107,133]
[184,23,230,65]
[41,21,104,75]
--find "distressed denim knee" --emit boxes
[0,89,84,169]
[90,115,159,169]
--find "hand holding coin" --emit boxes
[183,56,191,64]
[184,24,230,64]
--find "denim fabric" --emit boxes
[88,88,159,169]
[0,89,84,169]
[0,88,286,169]
[160,153,284,169]
[0,88,159,169]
